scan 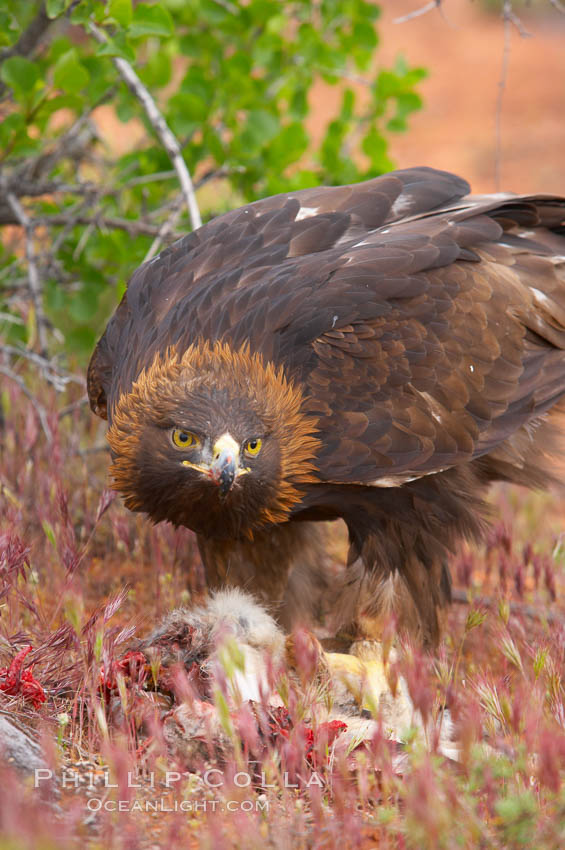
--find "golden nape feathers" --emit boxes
[88,167,565,644]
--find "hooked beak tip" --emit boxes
[209,453,237,496]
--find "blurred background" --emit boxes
[370,0,565,193]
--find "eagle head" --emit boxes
[106,341,320,538]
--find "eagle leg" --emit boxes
[326,537,452,650]
[197,521,331,631]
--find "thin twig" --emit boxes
[505,4,532,39]
[21,87,116,179]
[393,1,441,25]
[494,3,531,191]
[143,193,185,262]
[3,191,49,356]
[0,344,83,389]
[88,22,202,232]
[495,3,511,192]
[50,196,96,257]
[2,169,178,202]
[0,180,88,199]
[58,396,89,418]
[0,210,185,239]
[75,445,110,457]
[549,0,565,11]
[122,169,177,189]
[0,365,51,441]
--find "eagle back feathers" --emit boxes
[89,166,565,494]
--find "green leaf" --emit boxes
[0,112,24,146]
[1,56,39,94]
[46,0,73,18]
[240,109,280,150]
[361,126,393,173]
[53,49,90,93]
[46,280,67,313]
[168,91,209,135]
[40,93,83,117]
[127,3,173,38]
[107,0,132,27]
[0,12,19,49]
[266,122,308,169]
[69,0,99,25]
[138,49,172,88]
[95,33,136,63]
[352,20,378,51]
[65,325,97,354]
[68,286,99,322]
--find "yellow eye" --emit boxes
[244,437,262,456]
[171,429,199,450]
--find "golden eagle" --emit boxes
[88,167,565,645]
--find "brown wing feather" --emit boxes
[303,202,565,486]
[87,165,565,489]
[87,167,471,414]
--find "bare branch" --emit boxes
[75,444,110,457]
[0,345,83,390]
[0,207,185,240]
[4,170,180,203]
[17,86,117,185]
[505,3,532,39]
[88,22,202,232]
[495,3,511,191]
[0,3,50,64]
[494,2,531,190]
[3,191,49,356]
[143,194,186,263]
[0,180,80,199]
[393,1,441,25]
[0,365,52,441]
[58,396,89,419]
[549,0,565,12]
[123,169,178,188]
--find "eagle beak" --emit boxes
[209,433,240,496]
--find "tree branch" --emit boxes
[0,3,51,101]
[0,209,185,240]
[495,2,511,191]
[495,2,531,191]
[88,22,202,232]
[0,345,83,390]
[393,1,441,25]
[0,3,50,62]
[3,190,48,356]
[143,193,186,262]
[0,365,51,441]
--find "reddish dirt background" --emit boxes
[93,1,565,197]
[309,0,565,194]
[378,0,565,194]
